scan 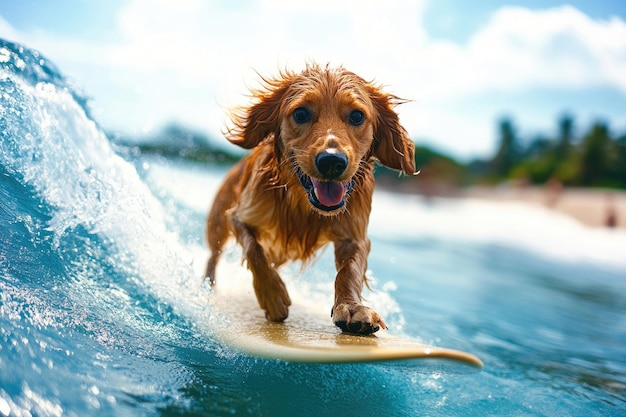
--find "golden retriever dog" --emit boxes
[205,63,415,335]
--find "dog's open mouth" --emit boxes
[294,164,354,212]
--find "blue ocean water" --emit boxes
[1,39,625,416]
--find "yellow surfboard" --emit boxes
[209,285,483,372]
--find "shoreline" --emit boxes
[460,185,625,230]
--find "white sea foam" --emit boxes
[370,190,626,270]
[146,159,626,335]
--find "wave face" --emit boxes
[1,38,626,416]
[0,39,216,416]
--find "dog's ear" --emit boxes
[226,75,291,150]
[368,87,416,175]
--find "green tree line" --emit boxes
[481,115,626,188]
[378,114,626,192]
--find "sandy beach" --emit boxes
[462,185,626,230]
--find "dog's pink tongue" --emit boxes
[312,179,346,207]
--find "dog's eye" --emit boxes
[348,110,365,126]
[292,107,312,124]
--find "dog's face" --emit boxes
[279,70,376,214]
[227,64,416,215]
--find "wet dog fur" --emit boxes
[205,63,415,335]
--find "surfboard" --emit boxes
[209,285,483,372]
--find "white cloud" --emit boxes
[1,2,625,157]
[96,0,431,134]
[387,5,626,102]
[387,5,626,155]
[467,6,626,92]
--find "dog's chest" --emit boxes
[257,224,330,265]
[255,211,331,265]
[237,200,331,265]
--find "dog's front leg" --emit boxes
[331,239,387,335]
[230,214,291,322]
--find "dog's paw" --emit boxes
[254,274,292,322]
[331,303,387,335]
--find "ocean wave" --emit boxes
[2,38,624,416]
[1,38,201,300]
[0,39,218,416]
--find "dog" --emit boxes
[205,63,415,335]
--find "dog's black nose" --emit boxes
[316,150,348,179]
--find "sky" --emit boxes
[1,0,626,160]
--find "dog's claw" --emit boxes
[332,304,386,335]
[335,320,380,335]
